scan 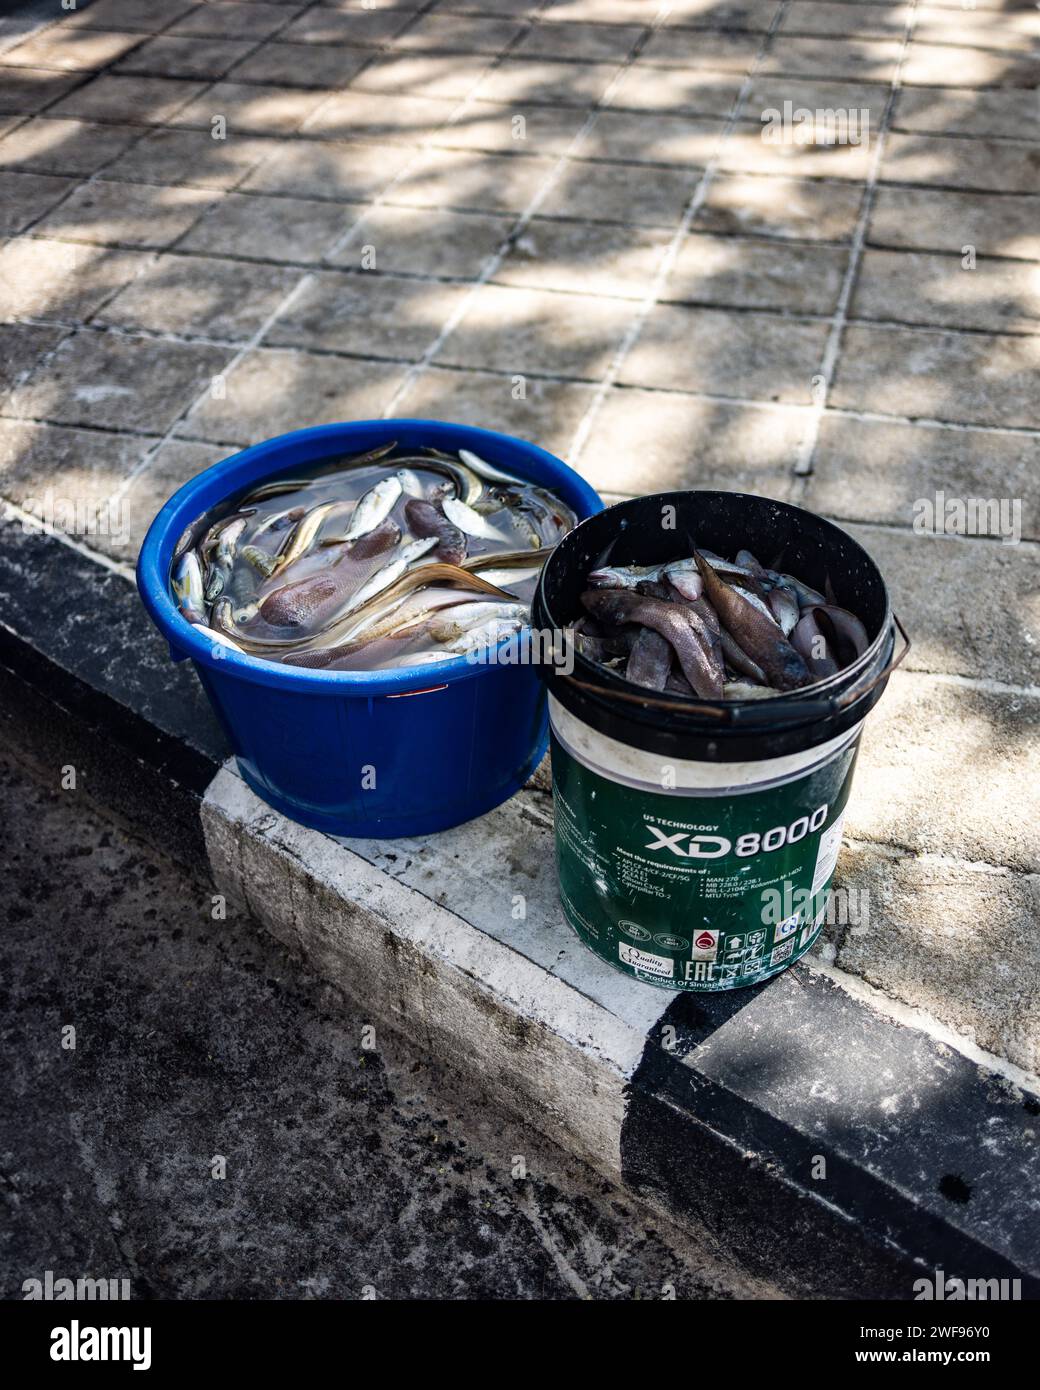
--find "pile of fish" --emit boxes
[171,442,576,671]
[574,548,869,699]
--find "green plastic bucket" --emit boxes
[531,491,907,993]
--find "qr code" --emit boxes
[770,940,795,966]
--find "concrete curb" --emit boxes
[3,519,1039,1298]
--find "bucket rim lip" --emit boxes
[136,417,603,694]
[534,488,894,723]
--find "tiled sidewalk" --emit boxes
[1,0,1038,1073]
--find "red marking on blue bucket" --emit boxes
[137,419,602,838]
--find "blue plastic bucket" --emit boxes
[137,419,602,838]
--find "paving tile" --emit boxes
[0,67,82,116]
[637,29,762,71]
[391,366,595,458]
[0,27,145,72]
[851,248,1040,334]
[719,126,874,181]
[0,118,141,176]
[94,253,301,341]
[832,842,1040,1076]
[740,74,890,134]
[660,0,774,28]
[63,0,198,31]
[99,128,277,190]
[91,436,231,562]
[239,137,414,199]
[495,220,672,298]
[537,159,703,227]
[578,387,805,496]
[805,414,1040,542]
[913,6,1040,50]
[392,13,526,51]
[0,238,149,321]
[844,522,1040,685]
[428,99,590,157]
[471,58,622,108]
[540,0,671,18]
[830,323,1040,429]
[618,305,830,402]
[326,204,510,279]
[279,8,418,46]
[348,51,492,100]
[903,44,1040,89]
[892,85,1040,141]
[0,170,79,236]
[665,235,848,313]
[846,672,1040,874]
[170,2,302,40]
[113,36,257,81]
[765,36,902,82]
[581,110,727,166]
[881,132,1040,196]
[868,186,1040,261]
[608,63,743,117]
[780,3,909,38]
[301,90,456,141]
[386,146,556,214]
[33,180,217,249]
[693,172,865,242]
[228,40,373,89]
[0,417,146,548]
[0,324,68,392]
[264,272,471,359]
[433,283,636,379]
[48,75,208,125]
[179,189,357,262]
[513,22,643,62]
[6,330,231,432]
[169,82,332,135]
[182,347,409,445]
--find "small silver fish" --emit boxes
[458,448,528,488]
[342,535,438,614]
[344,476,402,542]
[192,623,245,655]
[723,681,778,700]
[172,550,205,622]
[442,496,511,544]
[428,601,526,644]
[396,468,426,499]
[277,501,338,569]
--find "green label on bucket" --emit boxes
[550,733,860,992]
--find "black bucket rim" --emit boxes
[532,490,907,762]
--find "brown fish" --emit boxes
[694,552,811,691]
[581,589,723,698]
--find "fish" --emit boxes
[275,501,340,571]
[340,536,439,615]
[766,583,800,636]
[581,589,724,699]
[343,476,402,542]
[427,601,527,645]
[812,604,869,665]
[172,550,205,624]
[461,547,553,572]
[458,448,529,488]
[473,565,540,589]
[396,468,426,499]
[442,496,512,544]
[626,626,673,691]
[192,622,245,655]
[256,519,402,630]
[588,557,703,594]
[280,588,494,669]
[719,627,766,683]
[404,498,467,565]
[695,553,811,691]
[241,544,279,578]
[791,610,839,679]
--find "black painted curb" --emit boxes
[0,518,226,868]
[2,520,1038,1299]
